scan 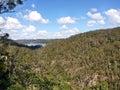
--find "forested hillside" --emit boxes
[0,27,120,90]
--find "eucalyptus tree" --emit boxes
[0,0,23,14]
[0,0,23,89]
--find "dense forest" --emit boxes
[0,27,120,90]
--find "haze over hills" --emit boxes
[0,27,120,90]
[15,39,58,45]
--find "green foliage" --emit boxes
[7,83,25,90]
[38,27,120,89]
[85,81,109,90]
[0,38,10,89]
[0,27,120,89]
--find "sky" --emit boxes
[0,0,120,40]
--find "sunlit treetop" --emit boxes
[0,0,23,14]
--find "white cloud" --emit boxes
[32,4,35,8]
[97,19,105,25]
[57,16,76,24]
[105,9,120,24]
[87,19,105,27]
[11,26,80,39]
[38,30,48,35]
[87,12,104,20]
[33,27,79,39]
[1,17,23,30]
[54,27,80,38]
[0,17,5,29]
[0,15,79,39]
[11,30,18,33]
[15,30,49,39]
[87,9,105,27]
[0,17,5,25]
[60,25,68,30]
[24,11,49,24]
[87,20,97,27]
[57,16,79,38]
[23,25,36,33]
[68,27,80,35]
[35,30,49,39]
[16,12,23,18]
[0,16,48,39]
[91,8,98,12]
[8,25,37,39]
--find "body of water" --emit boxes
[25,43,46,47]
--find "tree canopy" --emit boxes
[0,0,23,14]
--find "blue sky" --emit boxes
[0,0,120,39]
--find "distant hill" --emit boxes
[1,27,120,90]
[15,39,59,45]
[38,27,120,89]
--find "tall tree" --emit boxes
[0,35,10,89]
[0,0,23,89]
